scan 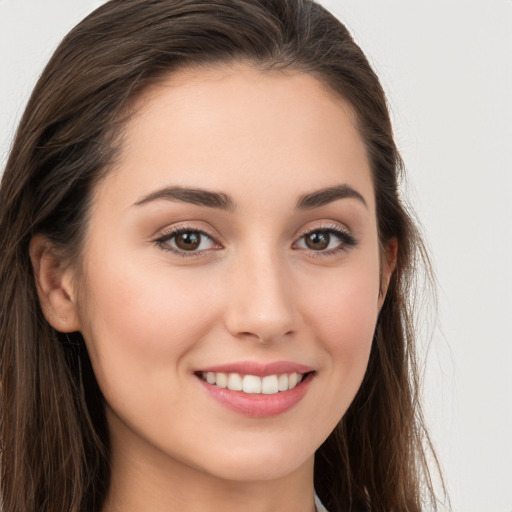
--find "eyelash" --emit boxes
[154,226,219,258]
[294,224,357,257]
[153,224,357,258]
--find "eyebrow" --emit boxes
[296,184,367,210]
[134,186,235,210]
[134,183,367,211]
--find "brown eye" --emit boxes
[304,231,330,250]
[295,227,357,254]
[156,228,217,255]
[175,232,201,251]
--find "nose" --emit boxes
[224,247,297,344]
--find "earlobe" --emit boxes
[29,235,81,333]
[379,237,398,308]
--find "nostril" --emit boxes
[232,329,296,344]
[237,331,260,339]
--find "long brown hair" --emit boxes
[0,1,444,510]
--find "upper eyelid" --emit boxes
[154,223,220,242]
[294,222,353,239]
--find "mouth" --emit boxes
[194,361,315,417]
[196,370,313,395]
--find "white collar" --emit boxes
[314,492,329,512]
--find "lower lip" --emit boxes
[198,373,313,418]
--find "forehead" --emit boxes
[97,63,374,213]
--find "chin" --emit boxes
[183,433,316,483]
[201,452,313,483]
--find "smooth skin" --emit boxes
[31,63,396,512]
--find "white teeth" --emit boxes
[261,375,279,394]
[216,372,227,388]
[278,373,289,391]
[243,375,262,393]
[200,371,307,395]
[227,373,243,391]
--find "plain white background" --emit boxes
[1,1,511,511]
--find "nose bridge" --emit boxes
[225,240,296,342]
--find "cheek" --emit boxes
[79,257,221,398]
[319,280,378,356]
[298,260,380,414]
[302,257,380,349]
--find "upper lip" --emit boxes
[196,361,314,377]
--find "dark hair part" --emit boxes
[0,1,444,510]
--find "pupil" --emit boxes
[176,232,200,250]
[306,231,329,250]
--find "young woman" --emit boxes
[0,1,444,511]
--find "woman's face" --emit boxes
[74,64,392,483]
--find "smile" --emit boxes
[195,361,315,417]
[198,371,305,395]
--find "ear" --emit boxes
[378,237,398,309]
[29,235,81,333]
